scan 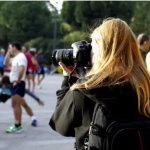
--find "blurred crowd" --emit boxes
[0,46,61,92]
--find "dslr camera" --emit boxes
[52,41,92,67]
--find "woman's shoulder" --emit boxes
[72,89,95,112]
[76,74,94,84]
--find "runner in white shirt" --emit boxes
[10,52,27,82]
[4,42,38,133]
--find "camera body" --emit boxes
[52,40,92,67]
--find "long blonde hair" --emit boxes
[71,18,150,117]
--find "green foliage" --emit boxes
[25,37,53,63]
[1,1,150,64]
[59,22,72,35]
[0,1,55,61]
[61,1,76,24]
[61,1,135,32]
[130,2,150,36]
[62,31,83,48]
[59,1,136,51]
[1,1,52,43]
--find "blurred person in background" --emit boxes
[49,64,57,75]
[146,44,150,74]
[22,46,32,90]
[30,48,38,93]
[4,42,37,133]
[137,33,150,63]
[77,67,86,77]
[35,48,45,89]
[0,75,44,110]
[0,49,5,77]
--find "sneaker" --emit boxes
[31,120,38,126]
[6,124,23,133]
[30,89,34,93]
[37,84,42,89]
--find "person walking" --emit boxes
[30,48,38,93]
[4,42,37,133]
[0,75,44,127]
[36,48,45,89]
[0,49,5,77]
[137,33,150,63]
[22,46,32,90]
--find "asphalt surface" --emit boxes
[0,74,75,150]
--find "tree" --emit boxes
[130,2,150,36]
[59,1,136,48]
[1,1,52,43]
[61,1,76,25]
[0,1,56,62]
[61,1,135,31]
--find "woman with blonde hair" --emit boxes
[49,18,150,150]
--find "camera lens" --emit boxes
[52,40,92,67]
[52,50,58,66]
[52,49,74,66]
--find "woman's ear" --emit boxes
[144,40,148,45]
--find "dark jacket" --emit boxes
[49,76,139,150]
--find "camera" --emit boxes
[52,41,92,67]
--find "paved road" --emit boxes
[0,74,75,150]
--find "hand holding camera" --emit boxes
[59,62,77,77]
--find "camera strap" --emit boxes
[68,62,78,87]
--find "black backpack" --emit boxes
[84,103,150,150]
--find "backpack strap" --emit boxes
[88,146,100,150]
[84,104,106,150]
[89,103,106,137]
[89,103,100,135]
[90,123,106,137]
[74,142,77,150]
[84,136,89,150]
[92,103,100,123]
